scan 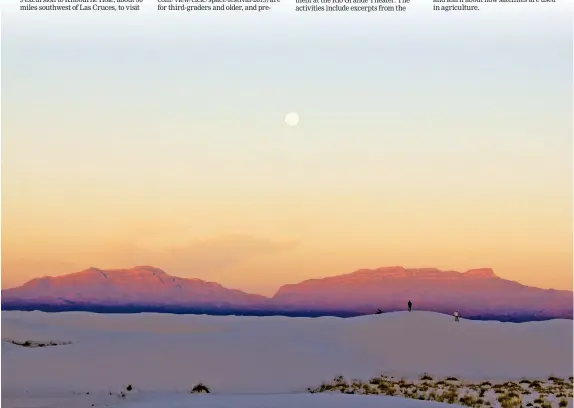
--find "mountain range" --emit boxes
[2,266,572,321]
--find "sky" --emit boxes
[1,1,572,295]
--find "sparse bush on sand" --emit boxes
[497,392,522,408]
[191,383,210,393]
[307,373,573,408]
[8,339,72,348]
[421,373,433,381]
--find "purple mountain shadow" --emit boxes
[271,266,573,318]
[2,265,572,320]
[1,266,267,308]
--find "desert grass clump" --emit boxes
[458,393,481,407]
[497,392,522,408]
[442,387,460,404]
[313,382,334,393]
[190,383,210,393]
[378,381,396,396]
[308,373,572,408]
[427,390,440,401]
[361,383,379,395]
[369,377,384,386]
[351,379,363,390]
[503,382,522,392]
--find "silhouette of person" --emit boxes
[454,310,459,322]
[408,300,412,312]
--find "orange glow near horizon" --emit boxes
[2,12,572,295]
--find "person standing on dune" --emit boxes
[408,300,412,312]
[454,310,460,322]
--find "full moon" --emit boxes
[285,112,299,127]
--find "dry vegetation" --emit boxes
[308,374,574,408]
[190,382,211,393]
[8,339,72,348]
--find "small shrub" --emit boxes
[559,398,569,408]
[191,383,210,393]
[459,394,479,407]
[333,375,345,384]
[126,384,133,391]
[499,394,522,408]
[378,383,396,396]
[421,373,433,381]
[443,388,459,404]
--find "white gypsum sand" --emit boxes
[1,311,572,408]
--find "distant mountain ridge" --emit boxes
[272,266,573,319]
[2,266,267,308]
[2,265,572,321]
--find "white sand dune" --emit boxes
[1,390,465,408]
[1,311,572,408]
[109,393,467,408]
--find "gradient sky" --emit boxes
[2,2,572,295]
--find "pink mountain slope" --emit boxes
[2,265,571,319]
[1,266,267,307]
[270,266,573,317]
